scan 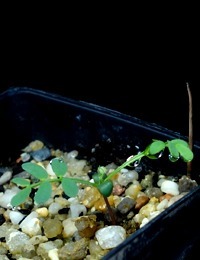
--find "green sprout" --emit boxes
[10,138,193,208]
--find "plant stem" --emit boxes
[103,195,116,225]
[105,152,145,181]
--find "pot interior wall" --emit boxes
[0,87,200,181]
[0,87,199,259]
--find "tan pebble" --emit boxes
[3,209,10,221]
[110,172,120,181]
[28,140,44,151]
[81,187,101,208]
[43,218,62,238]
[75,215,97,238]
[0,207,5,214]
[55,197,70,207]
[36,207,49,217]
[94,195,114,212]
[125,183,142,199]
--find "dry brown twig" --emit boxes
[186,82,193,175]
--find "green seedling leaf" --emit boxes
[11,177,30,186]
[176,143,194,162]
[92,173,100,183]
[34,181,52,205]
[146,154,159,160]
[62,178,79,197]
[22,162,48,180]
[93,169,107,184]
[167,139,193,162]
[97,166,107,175]
[51,158,67,177]
[98,180,113,197]
[11,186,32,207]
[149,140,165,155]
[167,140,179,159]
[171,139,189,147]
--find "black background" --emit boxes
[0,79,199,143]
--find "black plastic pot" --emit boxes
[0,87,199,259]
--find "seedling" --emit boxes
[10,138,193,210]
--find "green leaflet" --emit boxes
[149,140,165,155]
[10,186,32,207]
[167,139,193,162]
[176,143,194,162]
[11,177,30,186]
[50,158,67,177]
[22,162,48,180]
[168,141,179,159]
[62,178,79,197]
[34,181,52,205]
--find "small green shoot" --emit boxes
[10,139,193,208]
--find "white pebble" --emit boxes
[9,210,25,225]
[19,211,38,228]
[118,169,139,186]
[20,217,42,236]
[95,225,126,249]
[0,171,12,185]
[20,152,31,162]
[161,180,179,196]
[48,248,59,260]
[0,187,20,208]
[48,202,62,215]
[69,204,87,218]
[62,218,77,238]
[46,162,56,177]
[19,211,42,236]
[157,178,166,187]
[140,217,149,228]
[157,198,168,211]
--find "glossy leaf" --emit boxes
[146,154,159,160]
[149,140,165,155]
[176,143,194,162]
[167,141,179,159]
[22,162,48,180]
[62,178,79,197]
[11,186,32,207]
[51,158,67,177]
[171,139,189,147]
[167,139,194,162]
[34,181,52,205]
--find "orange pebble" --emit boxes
[135,195,150,210]
[159,193,173,202]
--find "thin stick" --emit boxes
[103,196,116,225]
[186,82,193,175]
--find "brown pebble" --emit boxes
[113,184,125,196]
[135,195,150,210]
